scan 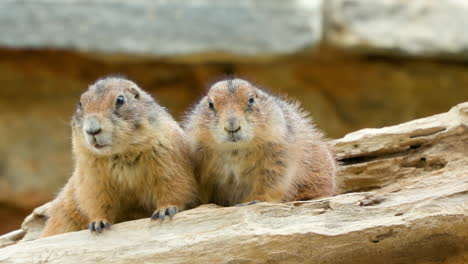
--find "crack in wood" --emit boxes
[338,150,411,166]
[409,127,446,138]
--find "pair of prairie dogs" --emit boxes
[42,77,336,237]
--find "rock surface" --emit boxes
[0,0,322,60]
[0,102,467,263]
[326,0,468,58]
[5,0,468,61]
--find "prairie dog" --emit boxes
[41,77,198,237]
[184,78,335,206]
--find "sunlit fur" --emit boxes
[184,79,336,206]
[41,78,198,237]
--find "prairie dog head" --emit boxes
[72,77,157,156]
[195,79,283,148]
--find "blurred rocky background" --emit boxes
[1,0,468,234]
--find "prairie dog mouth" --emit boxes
[225,132,241,143]
[94,143,108,149]
[229,134,239,142]
[87,135,111,150]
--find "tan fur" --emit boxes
[42,77,198,237]
[184,79,335,206]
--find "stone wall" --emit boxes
[1,0,468,234]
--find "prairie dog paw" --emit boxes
[88,220,111,233]
[234,200,263,207]
[151,206,179,221]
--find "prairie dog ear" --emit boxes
[254,88,267,100]
[129,87,140,99]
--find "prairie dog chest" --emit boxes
[215,149,254,184]
[108,151,152,189]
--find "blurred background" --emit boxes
[1,0,468,234]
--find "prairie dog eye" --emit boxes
[248,95,255,105]
[208,99,215,110]
[116,95,125,107]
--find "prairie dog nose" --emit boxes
[84,116,102,136]
[224,117,241,133]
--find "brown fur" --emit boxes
[184,79,335,206]
[42,77,198,237]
